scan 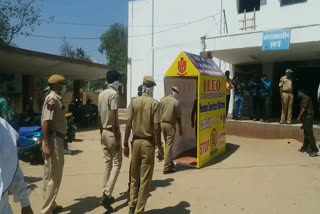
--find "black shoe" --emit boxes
[52,206,63,214]
[101,193,114,210]
[309,152,319,157]
[298,148,307,153]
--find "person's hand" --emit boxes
[297,117,301,122]
[21,206,34,214]
[179,128,183,136]
[42,144,51,160]
[123,144,129,158]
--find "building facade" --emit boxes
[127,0,320,118]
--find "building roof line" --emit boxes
[205,23,320,40]
[0,45,112,70]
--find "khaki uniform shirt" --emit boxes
[279,76,293,93]
[98,87,119,129]
[128,93,161,138]
[160,94,182,124]
[41,91,67,134]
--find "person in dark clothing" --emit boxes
[233,76,246,120]
[248,75,262,121]
[225,70,233,116]
[297,89,319,157]
[261,74,272,122]
[191,98,197,137]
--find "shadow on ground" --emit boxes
[150,178,174,192]
[72,139,83,143]
[63,196,100,214]
[204,143,240,168]
[146,201,191,214]
[113,178,175,213]
[70,149,83,156]
[24,176,42,190]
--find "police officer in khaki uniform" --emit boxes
[40,74,67,214]
[98,70,122,212]
[123,76,163,214]
[279,69,294,124]
[160,86,182,174]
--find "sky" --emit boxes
[14,0,130,64]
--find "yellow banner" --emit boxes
[165,52,199,77]
[198,75,227,168]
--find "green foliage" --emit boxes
[59,39,91,61]
[99,23,128,82]
[0,0,44,45]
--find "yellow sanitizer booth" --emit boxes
[164,52,227,168]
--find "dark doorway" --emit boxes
[273,61,320,122]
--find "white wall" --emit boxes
[127,0,320,103]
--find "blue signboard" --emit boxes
[262,29,291,51]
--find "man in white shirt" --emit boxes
[0,117,33,214]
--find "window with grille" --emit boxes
[280,0,307,6]
[237,0,261,14]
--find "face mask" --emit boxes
[109,80,120,91]
[148,87,154,97]
[60,85,67,96]
[298,93,303,99]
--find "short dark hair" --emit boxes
[106,70,121,84]
[137,85,143,96]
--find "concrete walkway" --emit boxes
[10,127,320,214]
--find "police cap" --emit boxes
[143,76,156,87]
[171,86,179,94]
[48,74,65,84]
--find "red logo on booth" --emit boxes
[177,57,187,76]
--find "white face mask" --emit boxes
[171,91,178,99]
[110,80,120,91]
[60,85,67,96]
[148,87,154,97]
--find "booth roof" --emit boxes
[184,52,225,77]
[0,45,112,81]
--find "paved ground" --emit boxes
[11,125,320,214]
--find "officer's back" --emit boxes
[130,92,159,138]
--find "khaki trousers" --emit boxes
[161,122,176,171]
[40,135,64,214]
[129,139,155,214]
[281,92,294,123]
[101,130,122,197]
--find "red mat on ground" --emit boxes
[174,148,197,166]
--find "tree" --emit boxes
[59,39,91,61]
[58,39,103,91]
[0,0,45,45]
[99,23,128,82]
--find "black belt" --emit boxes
[133,136,154,142]
[50,130,65,139]
[162,121,175,124]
